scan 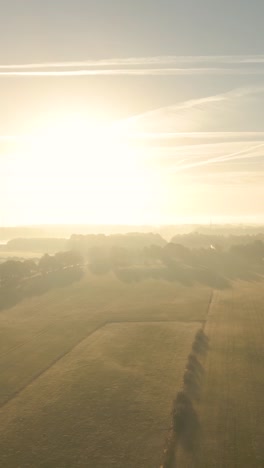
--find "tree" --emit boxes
[0,260,26,284]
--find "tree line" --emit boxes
[0,250,83,311]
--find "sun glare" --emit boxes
[8,114,160,224]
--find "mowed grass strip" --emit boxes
[0,322,200,468]
[194,283,264,468]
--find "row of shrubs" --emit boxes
[162,329,209,468]
[0,250,83,285]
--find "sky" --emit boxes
[1,0,264,225]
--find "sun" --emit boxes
[8,114,160,225]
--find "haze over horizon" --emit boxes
[1,1,264,226]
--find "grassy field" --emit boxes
[0,322,200,468]
[0,273,210,467]
[176,282,264,468]
[2,273,263,467]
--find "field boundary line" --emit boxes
[0,319,204,361]
[160,290,214,468]
[0,321,107,410]
[0,319,203,410]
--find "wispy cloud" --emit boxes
[130,132,264,142]
[1,68,264,77]
[124,86,264,134]
[170,142,264,173]
[1,54,264,69]
[120,86,264,175]
[1,85,264,179]
[1,55,264,76]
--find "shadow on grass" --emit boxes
[192,329,210,356]
[172,391,200,453]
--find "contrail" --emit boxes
[121,86,264,127]
[172,142,264,173]
[0,68,264,77]
[129,131,264,140]
[1,54,264,70]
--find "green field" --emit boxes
[0,274,210,467]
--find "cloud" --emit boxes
[1,54,264,76]
[170,142,264,173]
[1,68,264,77]
[120,86,264,176]
[1,54,264,68]
[124,86,264,134]
[147,138,264,175]
[129,132,264,145]
[1,85,264,179]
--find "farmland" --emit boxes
[176,282,264,468]
[0,273,210,467]
[0,271,263,467]
[194,283,264,468]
